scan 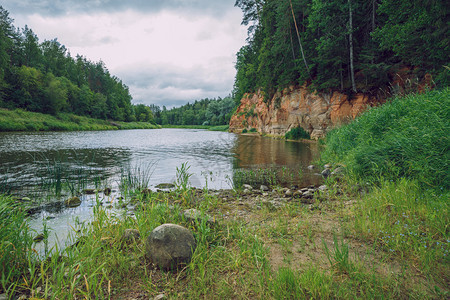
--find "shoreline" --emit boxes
[0,109,161,132]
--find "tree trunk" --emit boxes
[289,0,313,82]
[348,0,356,92]
[372,0,376,32]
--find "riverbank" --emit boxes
[0,109,160,132]
[161,124,229,131]
[1,173,448,299]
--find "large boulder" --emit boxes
[145,224,196,270]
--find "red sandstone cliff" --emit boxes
[229,86,382,139]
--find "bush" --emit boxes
[285,126,310,140]
[321,88,450,189]
[242,128,248,133]
[249,128,257,132]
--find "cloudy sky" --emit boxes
[2,0,247,107]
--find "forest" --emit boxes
[150,96,235,126]
[0,6,150,123]
[233,0,449,104]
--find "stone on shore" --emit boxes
[65,196,81,207]
[321,168,331,178]
[145,224,196,270]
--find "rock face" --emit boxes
[145,224,196,270]
[229,86,383,139]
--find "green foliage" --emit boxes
[321,88,450,189]
[233,0,449,102]
[0,6,154,123]
[154,96,234,126]
[285,126,310,140]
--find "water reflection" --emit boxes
[0,129,322,194]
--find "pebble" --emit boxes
[243,184,253,190]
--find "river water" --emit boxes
[0,128,321,254]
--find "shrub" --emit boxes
[285,126,310,140]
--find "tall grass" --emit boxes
[0,195,35,295]
[321,88,449,189]
[232,166,298,189]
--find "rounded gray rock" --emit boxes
[145,224,196,270]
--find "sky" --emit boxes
[2,0,248,108]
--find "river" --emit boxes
[0,128,321,254]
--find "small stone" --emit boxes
[83,189,96,195]
[0,293,7,300]
[308,188,316,193]
[33,234,45,243]
[262,192,269,197]
[103,187,112,196]
[324,164,332,169]
[307,165,315,170]
[64,197,81,208]
[293,190,303,197]
[300,188,309,193]
[331,167,344,175]
[318,185,328,191]
[154,294,166,300]
[242,184,253,190]
[260,185,269,191]
[122,229,140,243]
[321,168,331,178]
[285,189,293,197]
[302,190,314,199]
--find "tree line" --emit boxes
[0,6,152,122]
[150,96,235,126]
[233,0,449,104]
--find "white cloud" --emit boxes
[4,2,247,107]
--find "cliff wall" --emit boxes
[229,86,383,139]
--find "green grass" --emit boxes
[208,125,229,131]
[0,109,161,132]
[320,88,449,189]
